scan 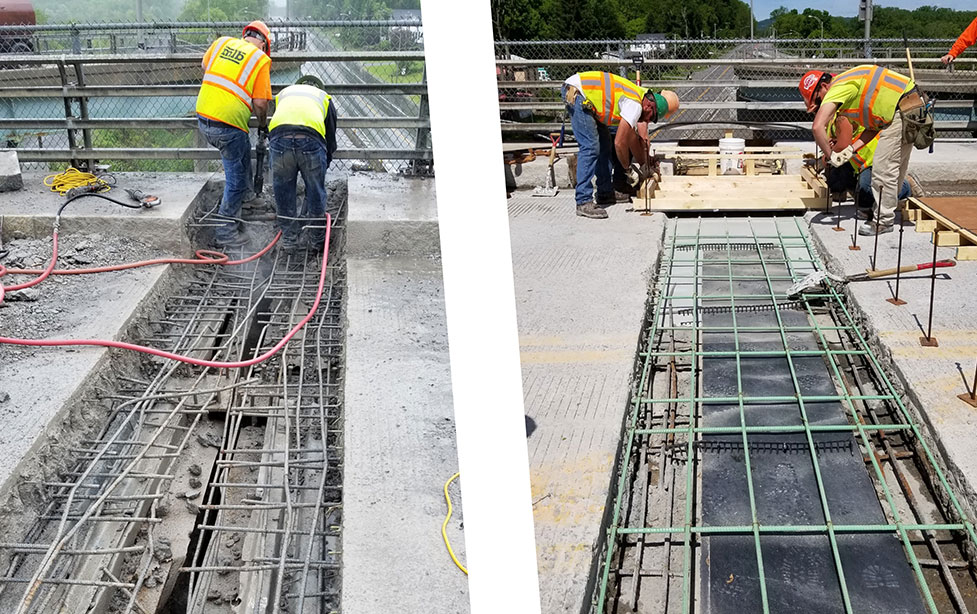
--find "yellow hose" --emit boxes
[442,472,467,575]
[44,167,112,196]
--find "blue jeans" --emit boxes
[270,132,328,244]
[198,117,252,241]
[564,84,613,205]
[857,168,910,210]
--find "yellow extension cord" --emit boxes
[442,472,468,575]
[43,167,112,195]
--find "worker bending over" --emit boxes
[562,71,678,219]
[826,116,911,221]
[268,75,338,253]
[800,65,924,235]
[196,20,273,248]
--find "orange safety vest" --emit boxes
[828,65,913,132]
[577,71,648,126]
[195,36,271,132]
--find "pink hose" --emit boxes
[0,220,329,369]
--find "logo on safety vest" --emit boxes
[219,47,247,63]
[803,74,819,89]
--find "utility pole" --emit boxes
[859,0,873,57]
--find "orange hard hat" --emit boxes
[243,20,272,57]
[799,70,830,113]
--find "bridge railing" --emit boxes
[495,37,977,142]
[0,20,430,173]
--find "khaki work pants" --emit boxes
[870,111,913,227]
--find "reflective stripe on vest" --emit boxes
[195,37,270,132]
[578,71,647,125]
[851,135,879,172]
[268,84,331,138]
[831,65,912,131]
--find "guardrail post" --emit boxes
[411,64,431,174]
[56,59,81,169]
[73,61,95,172]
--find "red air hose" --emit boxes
[0,220,330,369]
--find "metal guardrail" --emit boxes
[0,21,431,172]
[496,38,977,141]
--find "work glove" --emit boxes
[626,162,651,188]
[829,145,854,168]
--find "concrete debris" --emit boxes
[188,463,202,476]
[195,432,221,448]
[189,477,201,489]
[207,588,222,602]
[183,489,200,500]
[0,151,23,192]
[153,537,173,563]
[0,392,9,404]
[5,288,38,302]
[184,500,199,515]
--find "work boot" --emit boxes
[576,202,608,219]
[280,234,301,254]
[215,231,249,249]
[857,221,893,236]
[855,208,873,221]
[596,191,632,206]
[907,172,924,198]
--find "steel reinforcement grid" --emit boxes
[593,216,977,614]
[0,209,346,613]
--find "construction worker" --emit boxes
[826,117,911,221]
[268,75,338,253]
[942,15,977,64]
[562,71,678,219]
[799,65,925,235]
[195,20,273,247]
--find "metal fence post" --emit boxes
[73,61,95,171]
[412,64,431,174]
[71,26,81,54]
[56,59,80,169]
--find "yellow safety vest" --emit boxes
[268,84,331,138]
[825,65,913,132]
[577,71,647,126]
[195,36,271,132]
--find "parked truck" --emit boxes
[0,0,35,54]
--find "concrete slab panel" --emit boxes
[342,255,467,614]
[0,171,213,253]
[508,193,665,613]
[345,172,440,258]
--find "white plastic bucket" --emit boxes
[719,137,746,175]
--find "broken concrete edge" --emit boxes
[0,265,186,541]
[805,219,977,537]
[0,151,24,193]
[345,174,440,259]
[580,215,668,614]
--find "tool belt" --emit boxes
[564,85,598,116]
[897,87,925,113]
[898,87,935,150]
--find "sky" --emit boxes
[753,0,974,20]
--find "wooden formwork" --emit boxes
[901,196,977,261]
[633,146,826,213]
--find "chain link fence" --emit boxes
[0,19,430,173]
[495,37,977,143]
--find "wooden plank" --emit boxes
[955,245,977,260]
[673,153,803,161]
[915,219,938,232]
[909,196,977,246]
[641,197,821,212]
[800,165,827,200]
[935,230,962,247]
